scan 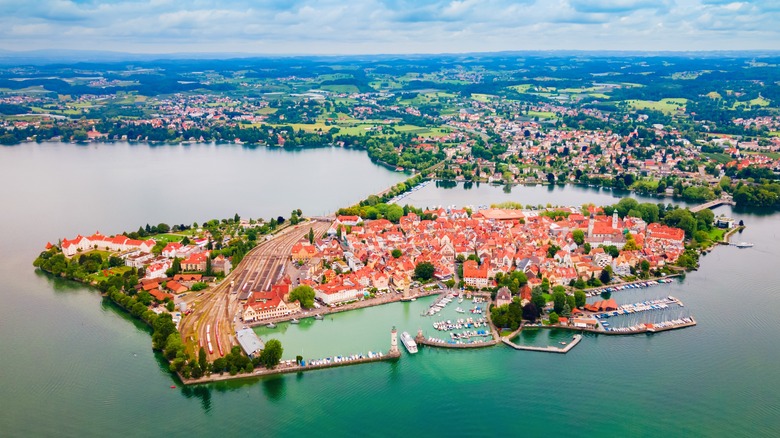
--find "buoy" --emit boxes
[170,385,176,389]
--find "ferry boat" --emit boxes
[400,331,418,354]
[733,242,754,248]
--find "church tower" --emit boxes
[587,213,594,238]
[612,211,619,229]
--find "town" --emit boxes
[35,191,726,381]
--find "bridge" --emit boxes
[690,198,736,213]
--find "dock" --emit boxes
[502,334,582,354]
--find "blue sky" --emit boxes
[0,0,777,54]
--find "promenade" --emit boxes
[182,349,401,385]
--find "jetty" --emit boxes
[502,334,582,354]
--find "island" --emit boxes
[34,187,740,384]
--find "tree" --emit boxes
[289,285,316,309]
[574,290,586,308]
[414,262,435,281]
[277,216,285,224]
[549,312,560,325]
[259,339,283,369]
[199,347,208,372]
[553,290,566,314]
[391,249,402,259]
[572,229,585,245]
[522,302,540,321]
[205,256,213,276]
[308,228,314,244]
[157,223,170,233]
[600,265,613,284]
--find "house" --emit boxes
[242,288,301,322]
[149,288,173,302]
[463,260,489,289]
[181,252,209,272]
[165,281,188,294]
[291,241,318,263]
[572,318,599,329]
[211,254,232,274]
[495,287,512,307]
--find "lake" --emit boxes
[1,143,778,437]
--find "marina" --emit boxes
[585,278,675,298]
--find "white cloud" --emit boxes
[0,0,776,53]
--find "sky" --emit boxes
[0,0,778,55]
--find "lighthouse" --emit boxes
[390,326,399,354]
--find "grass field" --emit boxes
[471,93,496,102]
[701,152,733,164]
[88,266,133,283]
[625,98,687,113]
[526,110,556,119]
[320,84,360,94]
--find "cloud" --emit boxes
[0,0,777,53]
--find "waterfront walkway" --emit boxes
[502,334,582,354]
[183,350,401,385]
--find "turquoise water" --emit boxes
[1,144,779,436]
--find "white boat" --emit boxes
[314,314,323,320]
[455,307,465,313]
[266,323,276,328]
[290,318,300,324]
[400,331,418,354]
[734,242,754,248]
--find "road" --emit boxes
[179,220,330,361]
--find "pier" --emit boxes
[502,334,582,354]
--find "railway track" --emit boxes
[180,221,329,360]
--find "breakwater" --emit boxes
[502,334,582,354]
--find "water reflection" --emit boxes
[261,375,287,401]
[181,385,212,413]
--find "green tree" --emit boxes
[289,285,316,309]
[308,228,314,244]
[600,266,613,284]
[260,339,283,369]
[574,290,586,308]
[552,289,566,314]
[549,312,560,325]
[198,347,208,372]
[572,229,585,245]
[414,262,435,281]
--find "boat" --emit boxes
[314,314,323,320]
[266,323,277,328]
[290,318,300,324]
[400,331,418,354]
[734,242,754,248]
[455,307,465,313]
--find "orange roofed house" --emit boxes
[463,259,489,289]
